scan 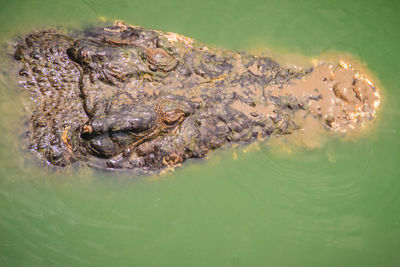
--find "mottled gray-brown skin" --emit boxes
[12,22,328,173]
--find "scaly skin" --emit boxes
[12,21,380,173]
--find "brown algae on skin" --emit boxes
[232,48,381,150]
[272,61,379,128]
[11,21,381,172]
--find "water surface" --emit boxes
[1,0,399,266]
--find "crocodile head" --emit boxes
[59,22,281,171]
[13,21,380,173]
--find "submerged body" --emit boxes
[12,21,380,172]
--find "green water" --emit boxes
[1,0,400,266]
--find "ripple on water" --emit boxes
[219,137,383,248]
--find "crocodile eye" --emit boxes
[156,97,193,127]
[161,109,185,125]
[146,48,178,72]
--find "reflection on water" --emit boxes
[1,0,400,266]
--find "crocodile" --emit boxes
[11,21,380,173]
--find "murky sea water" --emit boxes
[1,0,399,266]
